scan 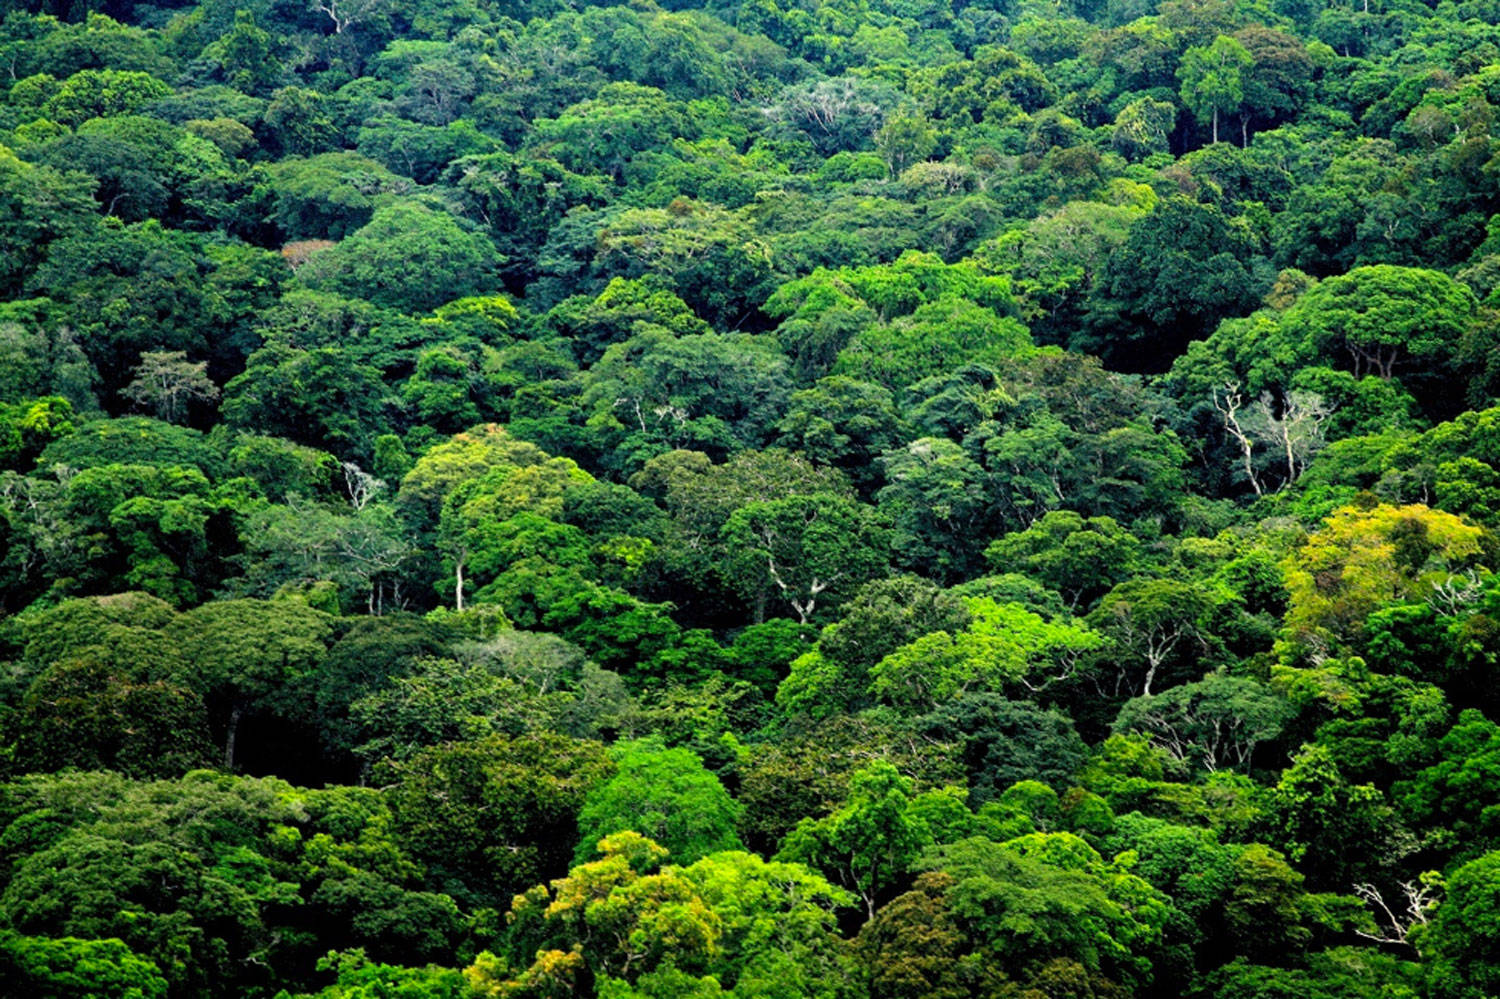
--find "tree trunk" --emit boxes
[1212,106,1219,144]
[224,702,243,771]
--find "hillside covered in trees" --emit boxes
[3,0,1500,994]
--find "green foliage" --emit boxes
[3,0,1500,995]
[720,492,891,624]
[284,950,470,999]
[986,510,1145,610]
[776,761,937,918]
[1178,35,1253,144]
[386,732,614,909]
[1282,265,1479,408]
[1427,849,1500,999]
[1278,502,1490,666]
[299,201,500,314]
[1114,672,1294,773]
[1272,742,1401,890]
[869,597,1102,712]
[919,832,1172,993]
[575,741,743,866]
[0,931,168,999]
[501,833,849,997]
[918,694,1088,803]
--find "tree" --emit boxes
[777,761,936,920]
[776,574,973,719]
[264,85,340,156]
[121,349,219,424]
[833,295,1032,393]
[869,598,1103,712]
[980,200,1144,347]
[1087,579,1217,698]
[1426,849,1500,999]
[235,498,414,615]
[13,645,214,778]
[1210,383,1335,495]
[775,377,906,495]
[0,396,78,472]
[850,872,991,999]
[1396,710,1500,859]
[432,446,592,610]
[878,437,992,583]
[289,950,469,999]
[498,833,849,996]
[574,741,743,866]
[0,773,291,996]
[40,461,241,604]
[284,615,457,779]
[445,151,609,284]
[30,116,229,228]
[587,202,774,330]
[0,146,96,298]
[1219,843,1318,963]
[32,221,223,401]
[737,713,964,854]
[385,733,614,909]
[771,76,899,156]
[163,599,334,771]
[1272,743,1400,890]
[530,82,698,182]
[299,201,501,314]
[222,343,394,462]
[918,695,1088,804]
[545,278,707,366]
[261,153,414,241]
[1233,25,1314,143]
[1112,97,1177,160]
[1178,35,1253,145]
[43,68,171,126]
[720,492,891,624]
[1279,502,1489,663]
[1282,265,1477,399]
[1088,195,1261,368]
[579,329,792,469]
[920,832,1171,994]
[1100,813,1239,969]
[0,931,168,999]
[986,510,1145,611]
[1114,673,1295,773]
[874,111,937,176]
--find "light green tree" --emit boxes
[575,741,743,865]
[1177,35,1253,145]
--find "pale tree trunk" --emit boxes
[224,703,243,770]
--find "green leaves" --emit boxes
[298,202,501,315]
[920,832,1171,994]
[1282,265,1478,402]
[721,492,891,624]
[1178,35,1253,144]
[500,835,847,997]
[870,598,1101,712]
[575,742,742,866]
[1114,673,1294,773]
[0,931,168,999]
[386,733,614,910]
[777,761,936,919]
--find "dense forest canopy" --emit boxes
[3,0,1500,994]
